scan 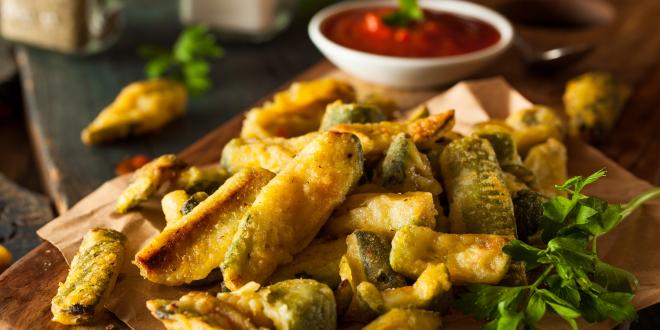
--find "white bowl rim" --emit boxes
[308,0,514,67]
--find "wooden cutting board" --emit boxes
[2,0,660,327]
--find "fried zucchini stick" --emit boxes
[222,132,364,290]
[135,168,275,285]
[390,225,511,284]
[51,229,126,325]
[240,79,355,138]
[440,136,517,236]
[330,110,455,158]
[115,154,187,214]
[322,192,437,239]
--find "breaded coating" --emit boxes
[319,101,387,131]
[161,190,189,224]
[268,237,347,288]
[322,192,436,239]
[51,229,126,325]
[220,132,320,174]
[134,168,275,285]
[362,308,442,330]
[330,110,455,159]
[505,106,565,155]
[240,79,355,138]
[115,154,187,214]
[390,225,511,284]
[221,132,364,290]
[563,72,630,143]
[524,138,567,198]
[440,136,517,236]
[176,165,228,194]
[82,79,187,144]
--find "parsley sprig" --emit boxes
[139,26,223,95]
[382,0,425,27]
[456,169,660,329]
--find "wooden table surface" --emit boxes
[2,0,660,328]
[18,0,323,216]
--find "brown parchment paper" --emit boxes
[38,77,660,330]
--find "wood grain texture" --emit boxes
[3,0,660,328]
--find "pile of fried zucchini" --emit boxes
[52,78,572,329]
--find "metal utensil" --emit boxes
[515,35,594,71]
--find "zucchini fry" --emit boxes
[322,192,436,239]
[374,133,442,195]
[363,308,442,330]
[505,105,565,155]
[51,229,126,325]
[149,279,336,330]
[563,72,630,143]
[330,110,455,159]
[81,79,187,145]
[524,138,567,198]
[220,132,320,174]
[440,136,517,236]
[344,231,407,290]
[115,154,187,214]
[240,79,355,138]
[390,225,511,284]
[180,192,209,215]
[222,132,364,290]
[268,237,347,288]
[161,190,189,224]
[356,263,451,313]
[176,165,228,194]
[147,292,262,330]
[134,168,275,285]
[319,101,387,131]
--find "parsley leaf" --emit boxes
[140,26,223,95]
[382,0,425,27]
[454,169,659,329]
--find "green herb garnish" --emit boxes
[139,26,223,95]
[382,0,425,27]
[456,169,660,329]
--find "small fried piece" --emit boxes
[268,237,347,288]
[505,105,565,155]
[319,101,387,131]
[524,138,567,198]
[330,110,455,159]
[406,104,430,122]
[181,191,209,215]
[356,263,452,313]
[322,192,436,239]
[51,229,126,325]
[564,72,630,143]
[82,79,187,144]
[0,244,12,271]
[151,279,337,330]
[161,190,189,224]
[373,133,442,195]
[115,154,187,214]
[390,225,511,284]
[177,165,228,194]
[147,291,262,330]
[362,308,442,330]
[241,79,355,138]
[134,168,275,285]
[440,136,517,236]
[222,132,364,290]
[344,231,406,291]
[220,132,320,174]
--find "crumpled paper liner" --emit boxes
[38,78,660,329]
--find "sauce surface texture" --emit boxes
[321,7,501,58]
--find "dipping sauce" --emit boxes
[321,7,501,58]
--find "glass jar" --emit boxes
[179,0,296,43]
[0,0,124,55]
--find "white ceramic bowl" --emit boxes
[309,0,513,89]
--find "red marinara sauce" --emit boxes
[321,7,501,58]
